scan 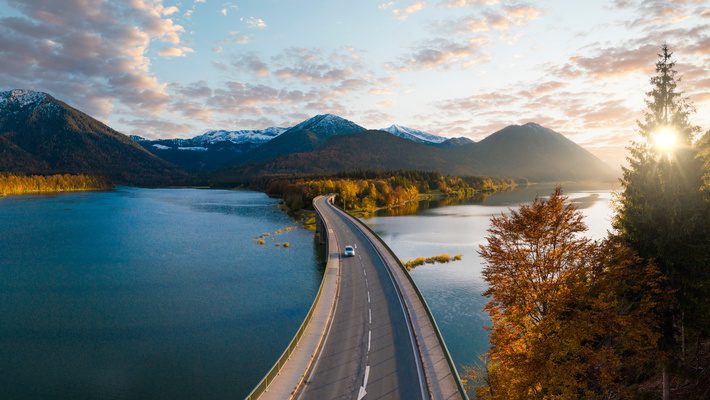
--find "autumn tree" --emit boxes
[613,45,709,398]
[477,188,663,399]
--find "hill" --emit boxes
[461,123,615,180]
[0,89,184,185]
[213,123,616,183]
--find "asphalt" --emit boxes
[298,197,425,400]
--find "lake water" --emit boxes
[363,184,617,372]
[0,188,323,400]
[0,185,615,399]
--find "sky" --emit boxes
[0,0,708,168]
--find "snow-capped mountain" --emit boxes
[192,127,287,145]
[287,114,366,137]
[0,89,182,184]
[380,124,448,144]
[0,89,48,110]
[131,126,289,172]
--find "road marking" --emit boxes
[368,308,371,324]
[357,386,367,400]
[367,291,370,304]
[367,330,371,352]
[357,365,371,400]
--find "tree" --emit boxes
[613,45,709,398]
[477,188,663,399]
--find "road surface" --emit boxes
[298,197,426,400]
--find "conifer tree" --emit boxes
[613,44,709,399]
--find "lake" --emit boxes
[0,184,615,399]
[0,188,323,400]
[363,183,617,372]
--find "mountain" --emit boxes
[131,127,287,171]
[380,124,448,144]
[463,123,615,180]
[437,136,475,147]
[191,127,287,145]
[214,122,616,183]
[0,89,183,184]
[235,114,366,165]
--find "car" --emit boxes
[343,245,355,257]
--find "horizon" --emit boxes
[1,1,708,168]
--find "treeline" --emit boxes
[269,176,419,212]
[0,174,112,196]
[263,171,517,213]
[468,45,710,400]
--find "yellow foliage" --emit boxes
[0,173,111,196]
[404,253,463,270]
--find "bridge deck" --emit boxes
[251,196,466,400]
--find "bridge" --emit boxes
[246,195,468,400]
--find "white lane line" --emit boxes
[357,386,367,400]
[368,308,372,324]
[367,329,371,352]
[357,365,371,400]
[367,291,370,304]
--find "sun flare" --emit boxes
[652,127,677,153]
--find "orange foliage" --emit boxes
[476,188,664,399]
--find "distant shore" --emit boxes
[0,174,113,196]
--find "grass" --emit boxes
[403,253,464,271]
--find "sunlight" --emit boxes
[652,126,677,155]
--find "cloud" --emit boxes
[158,46,194,57]
[439,0,500,7]
[169,80,212,98]
[0,0,188,117]
[432,4,540,34]
[221,3,238,16]
[613,0,701,27]
[241,16,267,29]
[271,47,362,82]
[391,37,489,70]
[379,2,395,10]
[161,6,179,16]
[120,117,195,138]
[232,53,270,76]
[392,1,426,19]
[228,31,251,44]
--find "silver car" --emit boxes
[343,245,355,257]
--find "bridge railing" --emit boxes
[244,195,333,400]
[334,202,469,400]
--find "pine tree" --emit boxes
[613,44,709,399]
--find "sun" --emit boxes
[652,127,677,154]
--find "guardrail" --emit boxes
[335,203,469,400]
[244,196,332,400]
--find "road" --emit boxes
[298,197,426,400]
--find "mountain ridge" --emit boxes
[0,89,185,184]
